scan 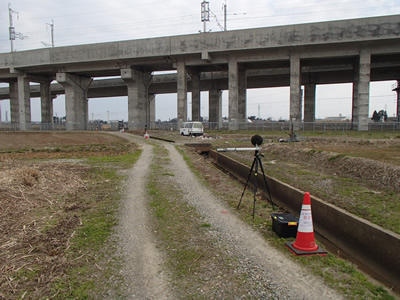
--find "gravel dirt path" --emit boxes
[164,143,342,299]
[114,133,342,299]
[116,133,173,299]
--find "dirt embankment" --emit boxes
[265,143,400,192]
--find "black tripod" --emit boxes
[237,149,275,219]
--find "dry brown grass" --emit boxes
[0,161,89,298]
[265,143,400,192]
[0,132,124,151]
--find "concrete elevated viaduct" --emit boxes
[0,14,400,130]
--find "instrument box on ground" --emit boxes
[270,213,299,238]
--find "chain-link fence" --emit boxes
[0,122,67,131]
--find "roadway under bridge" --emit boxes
[0,14,400,130]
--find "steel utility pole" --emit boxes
[393,80,400,123]
[8,3,26,52]
[48,19,54,47]
[8,3,15,52]
[223,1,227,31]
[201,0,210,32]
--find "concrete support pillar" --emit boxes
[352,50,371,131]
[304,83,316,123]
[209,88,222,129]
[56,72,92,130]
[121,68,149,130]
[177,60,187,129]
[228,57,239,130]
[40,80,53,124]
[238,67,247,125]
[290,55,301,130]
[9,80,19,126]
[352,60,360,129]
[395,80,400,123]
[17,75,31,130]
[149,93,155,129]
[191,71,201,121]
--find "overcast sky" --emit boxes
[1,0,400,122]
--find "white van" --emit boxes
[180,122,204,136]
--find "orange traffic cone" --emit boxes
[286,192,327,256]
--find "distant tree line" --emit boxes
[371,110,388,122]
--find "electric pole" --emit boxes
[201,1,210,32]
[8,3,15,52]
[41,20,55,48]
[223,1,227,31]
[393,80,400,123]
[8,3,26,52]
[49,19,54,47]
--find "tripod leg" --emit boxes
[252,159,258,219]
[237,157,256,210]
[257,156,275,208]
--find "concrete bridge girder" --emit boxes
[1,15,400,130]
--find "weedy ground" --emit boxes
[0,132,141,299]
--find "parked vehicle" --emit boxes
[179,122,204,136]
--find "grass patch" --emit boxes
[328,153,346,161]
[49,155,139,298]
[52,148,142,297]
[87,150,142,168]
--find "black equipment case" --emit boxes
[271,213,299,238]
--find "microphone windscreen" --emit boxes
[251,135,263,146]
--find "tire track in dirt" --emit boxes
[116,133,173,299]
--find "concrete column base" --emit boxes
[209,89,222,129]
[56,73,92,130]
[177,60,187,130]
[290,55,301,131]
[190,70,201,121]
[304,83,316,130]
[238,67,247,125]
[149,94,155,129]
[40,80,53,125]
[17,75,31,131]
[9,80,19,127]
[357,50,371,131]
[229,57,239,130]
[121,68,150,131]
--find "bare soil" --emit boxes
[0,132,124,150]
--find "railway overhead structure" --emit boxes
[0,14,400,130]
